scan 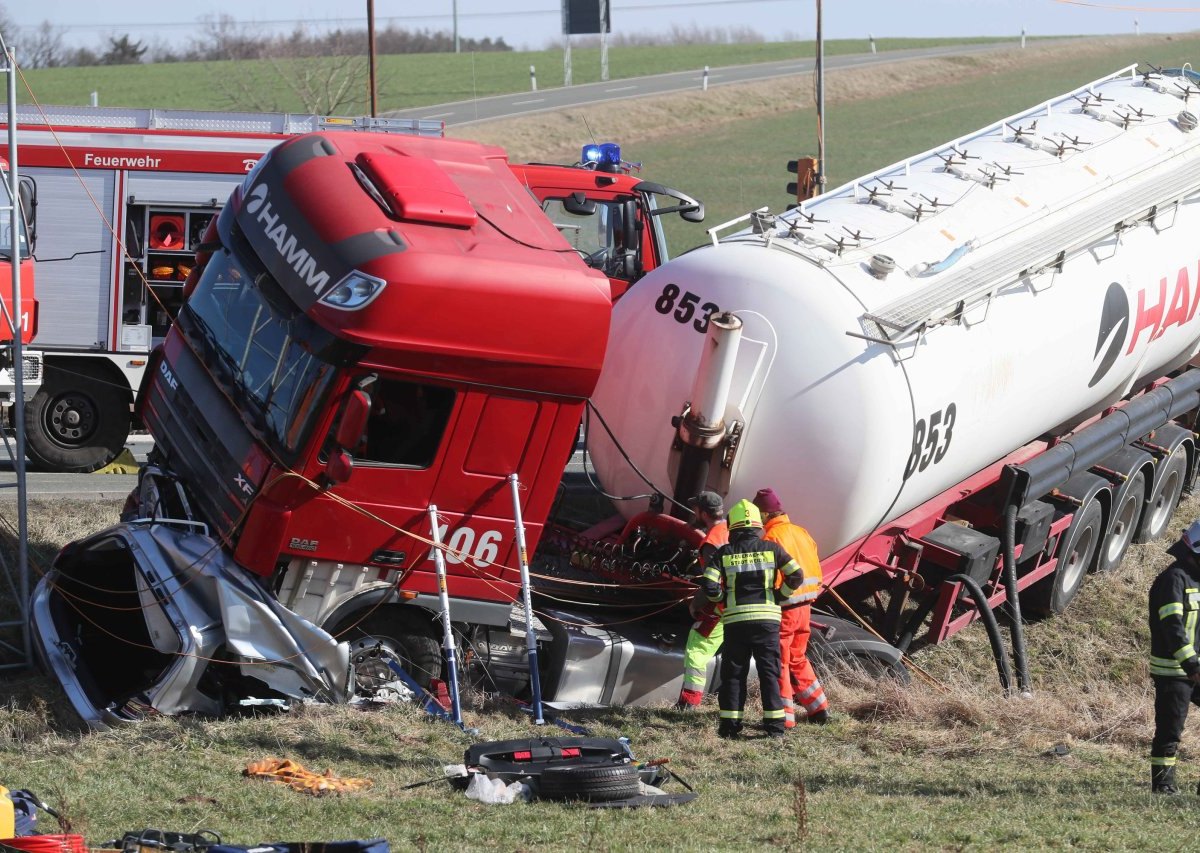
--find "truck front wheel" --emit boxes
[332,609,442,694]
[24,362,131,473]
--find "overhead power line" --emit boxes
[28,1,791,35]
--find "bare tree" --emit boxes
[208,26,370,115]
[25,21,66,68]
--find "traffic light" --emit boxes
[787,156,819,203]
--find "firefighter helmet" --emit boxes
[727,499,763,530]
[1181,519,1200,554]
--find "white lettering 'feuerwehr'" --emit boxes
[82,152,164,168]
[244,183,330,295]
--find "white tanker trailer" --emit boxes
[588,64,1200,672]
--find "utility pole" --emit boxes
[815,0,825,193]
[600,0,609,82]
[367,0,378,117]
[454,0,460,53]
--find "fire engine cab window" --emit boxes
[542,198,627,279]
[359,379,455,468]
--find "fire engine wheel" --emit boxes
[1023,498,1104,618]
[1135,445,1188,544]
[537,764,641,802]
[1096,471,1146,574]
[24,363,130,473]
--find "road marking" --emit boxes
[605,85,637,92]
[423,112,455,119]
[511,98,545,105]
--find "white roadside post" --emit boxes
[530,65,537,92]
[702,65,709,91]
[427,505,463,725]
[508,474,545,724]
[869,33,876,54]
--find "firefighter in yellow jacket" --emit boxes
[702,499,804,739]
[755,488,830,726]
[676,491,730,709]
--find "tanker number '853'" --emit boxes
[425,525,503,568]
[655,283,720,333]
[904,403,957,480]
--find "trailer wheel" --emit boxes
[1023,498,1103,617]
[1096,471,1146,574]
[332,609,442,693]
[537,764,641,802]
[24,362,131,473]
[1135,445,1188,544]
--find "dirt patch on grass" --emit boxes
[452,35,1181,162]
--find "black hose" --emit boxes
[894,593,938,654]
[946,573,1013,694]
[1002,503,1032,696]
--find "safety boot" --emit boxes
[807,709,830,725]
[1151,763,1179,795]
[717,722,742,740]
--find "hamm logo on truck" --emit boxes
[243,184,331,296]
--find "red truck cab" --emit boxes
[137,132,614,637]
[0,160,37,345]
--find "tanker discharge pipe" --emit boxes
[670,312,743,517]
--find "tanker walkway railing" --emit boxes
[861,132,1200,346]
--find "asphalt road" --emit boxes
[387,40,1030,127]
[0,435,151,502]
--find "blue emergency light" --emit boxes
[582,142,621,169]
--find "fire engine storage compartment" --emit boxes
[30,522,351,729]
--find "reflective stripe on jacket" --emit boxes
[763,514,822,604]
[1148,560,1200,678]
[701,528,803,625]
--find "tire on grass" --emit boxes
[537,764,641,802]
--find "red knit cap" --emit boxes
[753,488,783,514]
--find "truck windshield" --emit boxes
[179,246,344,457]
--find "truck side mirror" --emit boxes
[18,176,36,252]
[336,389,371,450]
[324,448,353,485]
[680,203,705,223]
[562,191,596,216]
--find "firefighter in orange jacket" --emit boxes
[676,491,730,709]
[703,499,804,739]
[755,488,829,726]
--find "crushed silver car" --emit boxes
[31,521,351,730]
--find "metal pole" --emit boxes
[599,0,609,82]
[564,37,572,87]
[366,0,378,117]
[453,0,460,53]
[427,505,463,724]
[3,35,29,667]
[508,474,545,725]
[815,0,826,192]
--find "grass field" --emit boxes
[455,33,1200,255]
[13,37,1013,114]
[0,495,1197,850]
[6,33,1200,851]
